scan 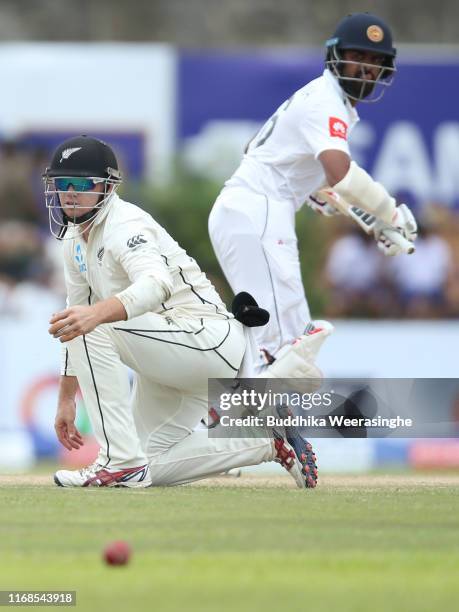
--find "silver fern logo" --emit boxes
[60,147,82,163]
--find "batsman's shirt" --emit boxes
[225,69,359,210]
[61,193,232,374]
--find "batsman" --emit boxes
[209,12,418,373]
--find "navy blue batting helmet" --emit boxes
[325,13,397,103]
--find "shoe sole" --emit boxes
[273,406,318,489]
[113,481,153,488]
[53,472,152,488]
[285,441,317,489]
[273,429,317,489]
[294,438,318,489]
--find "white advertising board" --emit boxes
[0,43,176,182]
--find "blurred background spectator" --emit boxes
[0,140,40,226]
[386,220,453,318]
[323,226,388,318]
[0,221,63,320]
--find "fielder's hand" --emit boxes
[49,305,100,342]
[55,398,84,451]
[307,192,341,217]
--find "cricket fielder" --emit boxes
[45,135,319,489]
[209,13,418,371]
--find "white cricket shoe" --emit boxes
[54,462,152,488]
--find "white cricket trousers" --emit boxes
[66,311,274,485]
[209,186,310,362]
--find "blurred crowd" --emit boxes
[1,137,458,321]
[0,139,65,320]
[323,202,459,319]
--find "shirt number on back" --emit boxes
[246,95,295,152]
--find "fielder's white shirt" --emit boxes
[63,193,229,318]
[61,193,231,374]
[225,69,359,210]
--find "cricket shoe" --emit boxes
[272,408,318,489]
[54,462,152,488]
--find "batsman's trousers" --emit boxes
[209,185,311,368]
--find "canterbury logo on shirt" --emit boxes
[127,234,147,248]
[328,117,348,140]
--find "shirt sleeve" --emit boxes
[111,222,174,319]
[299,99,351,159]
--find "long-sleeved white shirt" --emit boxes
[61,193,231,375]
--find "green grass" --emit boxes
[1,477,459,611]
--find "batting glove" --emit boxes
[307,192,340,217]
[374,204,418,256]
[376,235,404,257]
[375,204,418,242]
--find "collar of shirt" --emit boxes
[322,68,359,125]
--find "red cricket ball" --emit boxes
[103,540,132,566]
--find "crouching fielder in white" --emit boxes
[45,135,310,489]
